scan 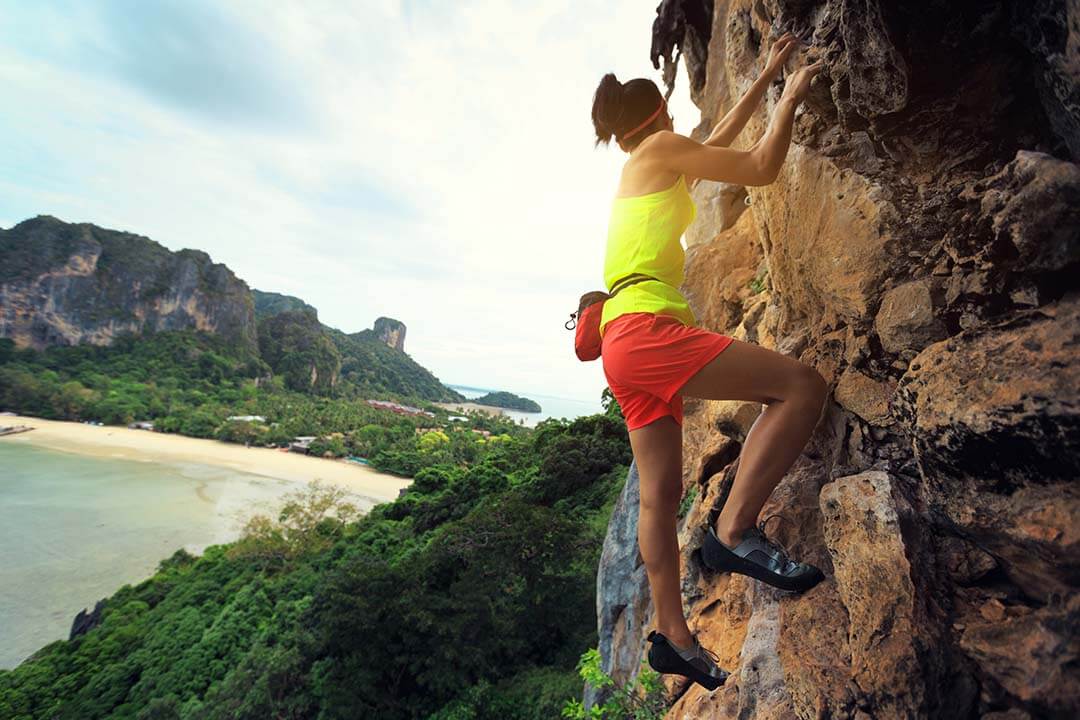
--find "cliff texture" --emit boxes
[591,1,1080,718]
[373,316,407,352]
[0,216,257,354]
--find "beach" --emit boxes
[1,415,416,668]
[431,400,507,417]
[0,415,412,503]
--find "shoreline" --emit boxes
[0,415,412,504]
[431,400,508,417]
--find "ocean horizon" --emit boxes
[443,383,605,427]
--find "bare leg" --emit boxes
[630,415,695,649]
[675,338,829,546]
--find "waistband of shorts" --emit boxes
[603,313,690,343]
[603,312,652,334]
[606,312,684,331]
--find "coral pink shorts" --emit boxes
[601,312,735,432]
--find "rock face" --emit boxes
[593,462,653,691]
[0,216,256,354]
[69,599,107,641]
[589,1,1080,718]
[373,316,406,352]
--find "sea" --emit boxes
[0,442,330,670]
[443,383,605,427]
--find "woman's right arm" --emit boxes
[703,32,800,149]
[654,96,798,186]
[656,60,823,187]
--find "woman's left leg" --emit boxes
[630,414,695,650]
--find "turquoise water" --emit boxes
[0,442,328,670]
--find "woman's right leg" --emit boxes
[628,414,696,650]
[674,338,829,547]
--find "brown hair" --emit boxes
[591,74,665,150]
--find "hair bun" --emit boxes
[609,73,625,102]
[591,72,629,146]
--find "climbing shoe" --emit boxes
[646,630,730,691]
[701,513,824,593]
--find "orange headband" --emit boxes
[619,97,667,141]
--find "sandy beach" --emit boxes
[431,400,506,417]
[0,415,412,503]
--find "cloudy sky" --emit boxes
[0,1,702,408]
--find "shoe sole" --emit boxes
[646,632,729,691]
[701,527,824,593]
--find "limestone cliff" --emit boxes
[373,316,407,352]
[0,216,256,354]
[590,1,1079,718]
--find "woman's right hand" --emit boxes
[780,60,825,105]
[763,32,800,79]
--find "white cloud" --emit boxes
[0,0,704,407]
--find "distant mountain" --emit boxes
[256,308,342,394]
[253,293,463,402]
[326,326,463,401]
[252,289,316,320]
[0,216,464,403]
[0,215,256,354]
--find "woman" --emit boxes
[591,33,828,691]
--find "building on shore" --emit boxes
[289,436,317,454]
[365,399,435,418]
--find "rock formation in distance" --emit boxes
[373,316,406,352]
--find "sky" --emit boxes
[0,0,703,407]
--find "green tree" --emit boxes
[600,387,623,423]
[560,647,668,720]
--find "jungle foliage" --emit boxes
[0,413,636,720]
[0,332,515,477]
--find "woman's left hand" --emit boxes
[763,31,800,78]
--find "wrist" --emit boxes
[777,95,800,111]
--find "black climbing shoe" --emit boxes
[646,630,730,691]
[701,513,824,593]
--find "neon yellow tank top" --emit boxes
[599,173,698,339]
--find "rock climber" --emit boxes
[590,30,828,691]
